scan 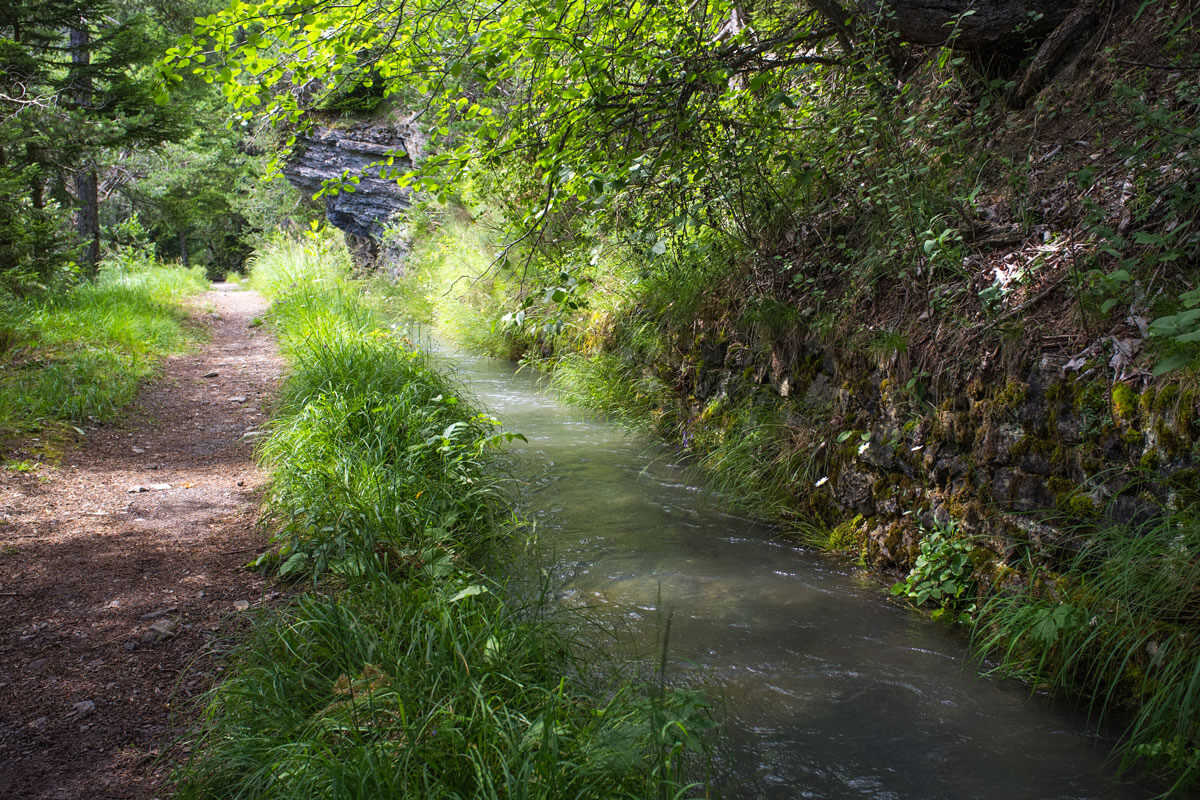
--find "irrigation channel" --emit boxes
[417,329,1153,800]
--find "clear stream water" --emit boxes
[424,333,1154,800]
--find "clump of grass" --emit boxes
[0,253,207,442]
[174,233,709,799]
[550,349,670,433]
[691,403,824,522]
[973,508,1200,791]
[175,578,707,800]
[260,335,511,580]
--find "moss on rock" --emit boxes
[1112,383,1139,427]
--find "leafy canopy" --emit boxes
[162,0,845,241]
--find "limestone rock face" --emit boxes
[283,122,417,269]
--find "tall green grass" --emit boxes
[0,253,207,443]
[174,232,708,800]
[176,579,707,800]
[973,508,1200,791]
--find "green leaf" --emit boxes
[1175,329,1200,344]
[450,584,489,603]
[1153,353,1196,376]
[279,551,309,576]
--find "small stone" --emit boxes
[27,658,46,673]
[29,716,48,729]
[227,396,247,404]
[140,618,180,644]
[148,483,171,491]
[123,641,137,651]
[71,700,96,719]
[131,446,146,454]
[202,371,219,378]
[233,600,250,612]
[127,485,148,494]
[236,480,244,487]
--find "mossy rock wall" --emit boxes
[618,316,1200,578]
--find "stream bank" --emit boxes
[172,238,705,800]
[263,4,1200,787]
[390,208,1200,793]
[373,15,1200,776]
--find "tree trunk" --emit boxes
[1005,0,1100,106]
[865,0,1076,51]
[69,25,100,275]
[75,168,99,268]
[178,229,189,266]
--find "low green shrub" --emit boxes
[890,521,978,623]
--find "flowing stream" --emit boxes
[424,333,1153,800]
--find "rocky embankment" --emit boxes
[654,320,1198,577]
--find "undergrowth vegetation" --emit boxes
[175,233,708,800]
[385,26,1200,785]
[0,252,207,447]
[393,211,823,525]
[973,509,1200,792]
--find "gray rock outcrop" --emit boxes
[282,122,417,270]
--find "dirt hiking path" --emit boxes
[0,284,281,799]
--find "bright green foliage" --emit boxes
[974,511,1200,791]
[890,521,977,622]
[0,252,206,441]
[162,1,859,242]
[167,0,1005,355]
[253,236,516,579]
[175,233,709,799]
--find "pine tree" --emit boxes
[1,0,192,284]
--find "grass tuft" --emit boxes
[973,507,1200,791]
[176,579,707,800]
